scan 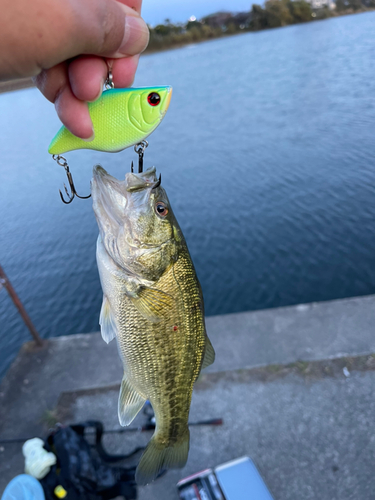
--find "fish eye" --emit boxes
[148,92,161,106]
[155,201,168,217]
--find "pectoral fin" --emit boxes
[99,296,117,344]
[118,375,146,426]
[130,287,174,323]
[201,336,215,370]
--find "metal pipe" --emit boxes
[0,264,43,346]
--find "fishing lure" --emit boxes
[49,86,172,155]
[49,74,172,203]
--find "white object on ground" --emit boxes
[22,438,56,480]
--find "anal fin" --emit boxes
[99,296,117,344]
[118,375,146,426]
[201,336,215,370]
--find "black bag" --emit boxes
[39,421,141,500]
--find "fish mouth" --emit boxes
[91,165,127,210]
[125,167,159,192]
[92,165,117,186]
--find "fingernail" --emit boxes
[118,14,149,56]
[82,129,95,142]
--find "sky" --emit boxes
[142,0,252,26]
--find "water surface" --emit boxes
[1,13,375,378]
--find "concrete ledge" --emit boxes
[51,354,375,500]
[205,294,375,372]
[1,293,375,439]
[1,294,375,495]
[53,351,375,423]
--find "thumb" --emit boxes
[0,0,149,79]
[70,0,150,59]
[43,0,150,67]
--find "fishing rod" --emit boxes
[105,417,223,435]
[0,417,223,445]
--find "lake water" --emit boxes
[1,13,375,378]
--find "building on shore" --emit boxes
[306,0,336,9]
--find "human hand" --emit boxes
[0,0,149,139]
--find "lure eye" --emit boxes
[148,92,161,106]
[155,202,168,217]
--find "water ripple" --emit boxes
[1,13,375,377]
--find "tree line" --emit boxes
[145,0,375,52]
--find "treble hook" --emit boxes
[134,140,149,173]
[52,155,91,204]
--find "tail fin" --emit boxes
[135,428,190,486]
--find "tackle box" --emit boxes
[177,456,274,500]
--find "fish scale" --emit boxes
[118,247,205,434]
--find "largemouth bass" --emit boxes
[48,86,172,155]
[91,166,215,485]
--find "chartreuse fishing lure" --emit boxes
[49,86,172,155]
[49,79,172,204]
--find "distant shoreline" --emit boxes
[1,8,373,95]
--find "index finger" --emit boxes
[119,0,143,14]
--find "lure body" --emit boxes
[48,86,172,155]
